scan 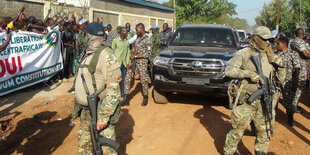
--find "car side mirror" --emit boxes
[239,41,250,49]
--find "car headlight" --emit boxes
[153,56,170,67]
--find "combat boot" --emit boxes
[141,95,148,106]
[288,113,295,126]
[293,105,302,113]
[121,91,125,98]
[121,95,130,106]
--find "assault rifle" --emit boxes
[81,74,120,155]
[247,54,274,139]
[77,45,88,63]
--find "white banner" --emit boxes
[0,28,63,96]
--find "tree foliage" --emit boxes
[163,0,247,28]
[255,0,310,36]
[211,15,250,30]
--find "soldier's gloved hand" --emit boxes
[97,121,108,131]
[266,48,284,67]
[250,72,264,84]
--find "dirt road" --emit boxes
[0,80,309,155]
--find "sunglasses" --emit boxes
[256,35,272,42]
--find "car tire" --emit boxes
[153,88,168,104]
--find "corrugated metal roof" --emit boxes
[123,0,175,12]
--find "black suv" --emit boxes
[152,24,239,105]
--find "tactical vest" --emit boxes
[79,46,122,124]
[79,46,107,95]
[228,47,274,106]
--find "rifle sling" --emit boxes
[79,46,107,96]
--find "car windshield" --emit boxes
[171,28,237,48]
[238,31,246,40]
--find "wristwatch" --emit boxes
[134,55,138,58]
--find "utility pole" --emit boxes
[276,0,280,33]
[174,0,176,30]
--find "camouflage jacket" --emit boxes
[291,37,309,62]
[290,37,309,81]
[150,32,162,61]
[97,48,121,122]
[77,31,86,53]
[135,33,152,59]
[275,50,301,83]
[225,47,285,94]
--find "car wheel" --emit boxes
[153,88,168,104]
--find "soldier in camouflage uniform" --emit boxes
[289,28,310,120]
[150,25,162,79]
[77,19,88,53]
[122,23,152,106]
[74,22,121,155]
[223,26,285,155]
[275,36,301,126]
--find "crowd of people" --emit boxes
[0,5,174,95]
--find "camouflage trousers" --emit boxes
[124,59,149,96]
[283,80,306,113]
[77,108,117,155]
[291,81,306,108]
[72,98,83,119]
[224,98,276,154]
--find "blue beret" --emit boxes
[151,25,157,29]
[168,26,172,28]
[103,24,108,27]
[85,22,106,36]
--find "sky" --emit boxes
[157,0,272,26]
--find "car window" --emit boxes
[238,31,246,40]
[171,28,237,48]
